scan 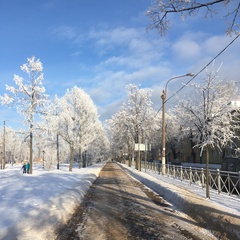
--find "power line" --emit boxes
[167,34,240,103]
[154,33,240,117]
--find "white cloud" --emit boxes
[89,27,141,47]
[172,39,201,60]
[51,24,240,121]
[52,25,76,40]
[88,26,168,71]
[204,35,233,55]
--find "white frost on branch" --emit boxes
[42,86,106,171]
[21,56,43,74]
[0,93,14,105]
[172,66,240,155]
[146,0,240,35]
[0,56,48,125]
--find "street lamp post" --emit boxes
[84,150,87,167]
[0,152,2,169]
[42,150,45,168]
[161,73,194,175]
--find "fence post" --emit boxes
[239,171,240,192]
[190,167,192,185]
[180,166,183,181]
[227,173,231,195]
[201,168,204,189]
[217,169,221,194]
[173,165,176,178]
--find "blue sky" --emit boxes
[1,0,240,129]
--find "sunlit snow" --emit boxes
[0,161,239,239]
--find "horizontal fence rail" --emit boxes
[125,161,240,198]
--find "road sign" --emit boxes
[134,143,151,151]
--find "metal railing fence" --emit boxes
[125,161,240,197]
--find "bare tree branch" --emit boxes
[146,0,239,36]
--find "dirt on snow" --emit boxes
[56,162,239,240]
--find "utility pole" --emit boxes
[57,134,60,169]
[161,91,166,175]
[0,152,2,169]
[3,121,6,169]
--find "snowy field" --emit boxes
[0,161,239,239]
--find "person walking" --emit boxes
[22,163,26,174]
[26,161,30,174]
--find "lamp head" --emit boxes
[161,90,166,99]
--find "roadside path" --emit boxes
[56,162,217,240]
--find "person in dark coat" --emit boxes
[22,163,26,174]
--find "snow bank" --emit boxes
[1,161,239,239]
[0,162,106,240]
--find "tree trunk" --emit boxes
[171,147,177,159]
[191,150,196,163]
[206,145,210,198]
[190,132,196,163]
[135,132,139,170]
[129,152,133,167]
[83,150,87,168]
[69,144,74,172]
[57,134,60,169]
[139,152,142,171]
[30,125,33,174]
[78,146,82,169]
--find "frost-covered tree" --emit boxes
[0,126,28,166]
[174,69,240,154]
[146,0,240,36]
[108,84,159,169]
[106,109,135,164]
[125,84,159,169]
[87,121,110,165]
[39,95,62,169]
[165,112,182,161]
[172,66,240,197]
[48,86,103,171]
[0,57,48,173]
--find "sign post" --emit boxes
[134,143,151,171]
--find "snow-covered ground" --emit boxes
[0,162,105,240]
[0,161,239,240]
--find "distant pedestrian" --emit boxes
[22,163,26,174]
[26,162,30,174]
